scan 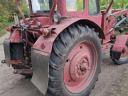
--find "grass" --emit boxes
[0,30,6,37]
[0,22,11,37]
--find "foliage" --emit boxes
[100,0,128,10]
[21,0,29,17]
[0,0,29,36]
[77,0,83,10]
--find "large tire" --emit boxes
[47,25,102,96]
[110,46,128,65]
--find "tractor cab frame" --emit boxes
[17,0,102,25]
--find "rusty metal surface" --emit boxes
[6,60,23,65]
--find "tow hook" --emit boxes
[0,60,6,66]
[1,60,6,64]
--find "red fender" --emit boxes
[32,18,103,54]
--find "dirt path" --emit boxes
[0,34,128,96]
[90,57,128,96]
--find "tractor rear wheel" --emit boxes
[47,25,102,96]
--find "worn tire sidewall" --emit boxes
[55,31,102,96]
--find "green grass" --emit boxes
[0,22,11,37]
[0,30,6,37]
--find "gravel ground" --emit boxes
[0,34,128,96]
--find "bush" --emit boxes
[100,0,128,10]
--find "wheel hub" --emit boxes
[70,51,90,81]
[64,41,98,93]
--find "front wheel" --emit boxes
[47,25,102,96]
[110,45,128,65]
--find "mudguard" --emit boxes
[33,18,104,54]
[31,49,49,95]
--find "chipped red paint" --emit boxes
[7,60,23,65]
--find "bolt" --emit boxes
[80,46,83,49]
[41,43,45,49]
[66,59,69,62]
[80,64,87,72]
[13,70,18,74]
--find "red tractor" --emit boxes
[2,0,128,96]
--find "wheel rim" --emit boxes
[64,40,98,93]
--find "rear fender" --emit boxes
[33,18,104,54]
